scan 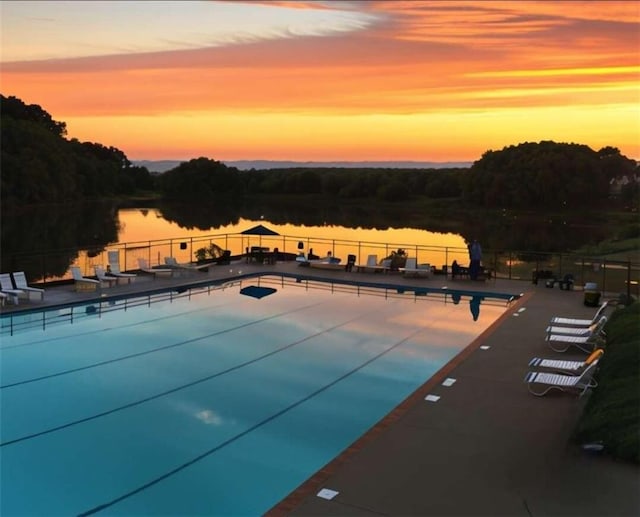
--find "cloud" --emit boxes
[1,0,380,62]
[195,409,223,426]
[2,1,637,160]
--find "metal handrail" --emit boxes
[3,231,638,298]
[0,274,517,337]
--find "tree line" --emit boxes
[2,94,638,209]
[1,95,154,206]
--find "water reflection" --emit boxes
[1,199,613,281]
[1,202,120,280]
[157,199,610,253]
[469,296,482,321]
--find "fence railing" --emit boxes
[1,274,520,337]
[3,231,639,298]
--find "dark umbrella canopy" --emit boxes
[240,286,277,299]
[241,224,279,236]
[241,224,280,249]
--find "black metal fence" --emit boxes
[3,231,638,298]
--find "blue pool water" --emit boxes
[0,275,515,516]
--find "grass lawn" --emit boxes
[573,301,640,463]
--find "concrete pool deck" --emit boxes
[2,261,638,516]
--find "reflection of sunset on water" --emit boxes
[115,209,471,266]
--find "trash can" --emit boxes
[584,282,601,307]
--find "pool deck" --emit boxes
[2,261,638,516]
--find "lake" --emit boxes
[0,200,616,283]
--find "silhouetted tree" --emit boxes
[1,94,153,206]
[461,141,636,209]
[158,157,242,200]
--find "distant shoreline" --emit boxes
[133,159,473,173]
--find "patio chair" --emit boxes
[216,250,231,266]
[345,254,356,272]
[399,257,419,277]
[11,271,45,301]
[549,300,611,327]
[137,258,174,277]
[0,273,23,304]
[94,266,119,288]
[357,254,378,273]
[528,348,604,375]
[377,258,392,273]
[546,315,608,336]
[524,359,600,397]
[399,258,430,278]
[546,328,606,354]
[164,256,210,273]
[416,263,431,278]
[308,255,344,271]
[545,273,575,290]
[70,266,101,291]
[547,314,607,341]
[107,251,137,283]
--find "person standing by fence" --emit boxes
[469,239,482,280]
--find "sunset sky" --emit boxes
[2,0,639,162]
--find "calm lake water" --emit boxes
[1,200,614,282]
[116,208,468,251]
[109,207,471,274]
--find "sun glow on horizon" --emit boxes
[63,103,639,162]
[2,0,639,161]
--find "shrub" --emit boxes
[194,243,224,262]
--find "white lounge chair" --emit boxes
[546,332,605,354]
[524,359,600,397]
[416,263,431,278]
[549,300,611,327]
[546,316,607,353]
[307,256,344,271]
[94,266,119,288]
[11,271,45,301]
[164,256,210,273]
[137,258,173,277]
[546,316,608,336]
[356,254,378,273]
[0,273,23,304]
[528,348,604,375]
[399,257,418,276]
[70,266,101,291]
[377,259,392,273]
[107,251,137,284]
[399,258,430,278]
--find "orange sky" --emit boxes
[2,0,639,161]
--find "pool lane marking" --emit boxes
[0,302,392,447]
[1,297,334,389]
[0,299,232,351]
[77,324,426,516]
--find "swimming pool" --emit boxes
[0,275,517,515]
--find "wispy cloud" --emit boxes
[1,0,379,62]
[2,1,638,160]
